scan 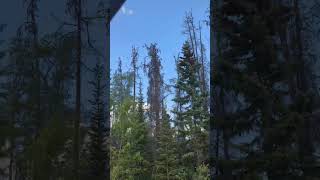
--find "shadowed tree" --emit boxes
[88,62,108,180]
[66,0,83,178]
[144,43,164,137]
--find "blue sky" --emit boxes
[110,0,210,108]
[0,0,209,110]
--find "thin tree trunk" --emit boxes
[30,0,41,137]
[190,14,199,61]
[131,47,138,102]
[209,0,215,178]
[198,23,208,110]
[186,16,196,60]
[73,0,82,179]
[105,8,111,180]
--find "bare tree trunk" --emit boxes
[190,13,199,60]
[186,19,196,60]
[198,23,208,109]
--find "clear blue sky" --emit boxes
[0,0,209,111]
[110,0,210,108]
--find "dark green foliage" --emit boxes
[211,0,320,179]
[24,117,72,180]
[110,64,151,180]
[154,107,180,180]
[0,27,77,179]
[87,62,108,180]
[172,41,209,178]
[144,43,164,137]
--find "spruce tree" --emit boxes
[111,59,134,121]
[88,63,108,180]
[154,106,180,180]
[137,80,145,124]
[210,0,320,179]
[173,41,208,178]
[111,98,149,180]
[144,43,163,137]
[111,71,150,180]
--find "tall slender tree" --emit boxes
[173,41,208,178]
[131,47,138,102]
[66,0,83,178]
[144,43,163,137]
[154,105,180,180]
[24,0,41,137]
[88,63,108,180]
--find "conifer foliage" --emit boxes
[154,107,179,180]
[173,42,208,170]
[88,62,108,180]
[210,0,320,179]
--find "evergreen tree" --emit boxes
[173,42,208,176]
[111,73,150,180]
[66,0,83,178]
[144,43,163,137]
[154,106,180,180]
[137,80,145,124]
[210,0,320,179]
[111,59,134,121]
[87,63,108,180]
[131,47,138,102]
[111,99,149,180]
[193,164,210,180]
[135,80,151,161]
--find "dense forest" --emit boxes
[0,0,210,180]
[210,0,320,179]
[1,0,320,180]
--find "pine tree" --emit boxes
[173,41,208,178]
[66,0,83,178]
[111,71,150,180]
[193,164,210,180]
[87,63,108,180]
[24,0,42,138]
[144,43,163,137]
[209,1,320,179]
[135,80,150,157]
[131,80,152,179]
[183,12,209,112]
[111,98,150,180]
[111,59,134,121]
[154,106,180,180]
[137,80,145,124]
[131,47,138,102]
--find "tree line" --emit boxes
[0,0,210,179]
[2,0,320,180]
